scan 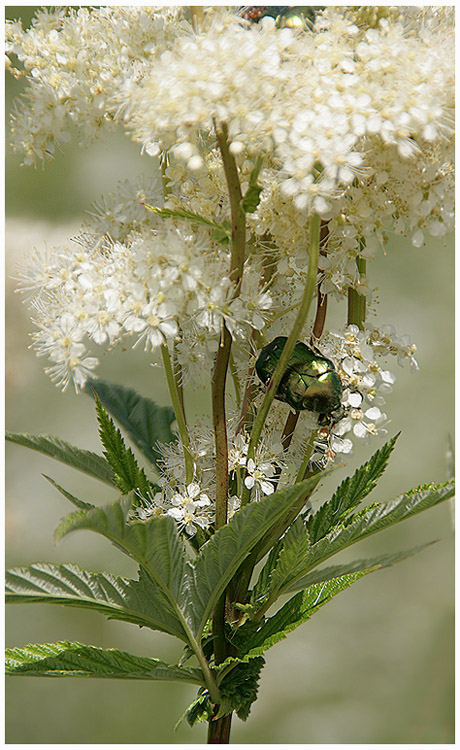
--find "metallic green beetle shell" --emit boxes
[255,336,342,415]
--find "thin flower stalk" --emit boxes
[242,212,321,504]
[160,343,194,484]
[212,121,246,529]
[347,254,367,330]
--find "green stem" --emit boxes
[229,351,241,408]
[242,213,321,505]
[212,121,246,529]
[191,637,221,706]
[160,343,194,484]
[347,254,366,330]
[173,336,186,418]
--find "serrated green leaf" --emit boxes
[94,394,151,498]
[5,561,191,635]
[6,432,116,486]
[54,499,194,643]
[6,641,203,683]
[241,570,372,660]
[85,379,176,470]
[190,474,321,639]
[305,480,454,573]
[249,540,283,610]
[307,433,400,543]
[266,518,311,599]
[218,656,264,720]
[284,542,436,593]
[43,475,95,510]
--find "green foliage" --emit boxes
[307,433,400,544]
[54,499,193,642]
[190,474,322,638]
[6,641,203,683]
[5,561,191,634]
[241,570,374,661]
[94,394,151,498]
[218,656,264,720]
[265,518,311,601]
[6,431,116,486]
[144,204,231,245]
[182,657,264,726]
[85,379,176,471]
[241,156,263,214]
[285,542,436,593]
[5,411,455,738]
[43,475,95,510]
[305,480,455,572]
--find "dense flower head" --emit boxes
[6,6,183,164]
[6,6,454,535]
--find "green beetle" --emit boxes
[255,336,343,423]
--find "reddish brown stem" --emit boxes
[311,220,329,343]
[207,713,233,744]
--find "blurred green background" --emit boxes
[5,6,454,744]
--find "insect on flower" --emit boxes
[255,336,344,426]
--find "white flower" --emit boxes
[167,483,212,536]
[244,457,276,498]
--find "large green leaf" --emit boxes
[240,570,373,661]
[6,641,203,683]
[305,480,455,572]
[190,474,321,639]
[284,542,435,593]
[5,562,190,635]
[54,500,194,643]
[6,432,116,486]
[85,379,176,470]
[307,434,399,544]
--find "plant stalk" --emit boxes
[242,213,321,504]
[160,343,194,484]
[207,713,233,744]
[212,121,246,529]
[347,254,366,330]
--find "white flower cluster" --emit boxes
[134,423,284,535]
[319,324,419,458]
[126,9,453,218]
[6,6,183,164]
[17,198,272,390]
